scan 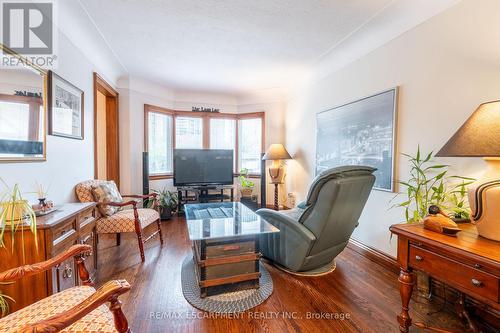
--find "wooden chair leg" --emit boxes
[136,231,145,262]
[157,219,164,245]
[132,204,145,262]
[116,233,121,246]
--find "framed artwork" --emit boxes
[316,88,398,192]
[48,71,84,140]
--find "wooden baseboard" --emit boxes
[347,238,399,274]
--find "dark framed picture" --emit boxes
[316,88,399,192]
[48,71,84,140]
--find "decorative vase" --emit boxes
[38,198,47,207]
[1,200,29,224]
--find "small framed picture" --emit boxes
[48,71,84,140]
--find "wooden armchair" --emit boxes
[75,180,164,262]
[0,244,130,333]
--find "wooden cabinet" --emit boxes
[0,203,97,312]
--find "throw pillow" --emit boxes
[91,181,123,217]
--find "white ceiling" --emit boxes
[79,0,459,95]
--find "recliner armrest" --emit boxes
[296,201,307,209]
[256,208,316,243]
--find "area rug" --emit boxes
[181,255,273,313]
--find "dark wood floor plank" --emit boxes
[96,216,475,333]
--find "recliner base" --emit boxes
[264,258,336,277]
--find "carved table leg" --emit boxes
[397,269,414,332]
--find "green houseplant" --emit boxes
[0,180,37,316]
[393,147,474,223]
[152,189,178,220]
[238,168,254,198]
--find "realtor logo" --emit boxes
[1,0,56,68]
[2,1,53,54]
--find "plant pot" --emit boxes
[1,200,29,224]
[160,207,173,220]
[240,188,253,198]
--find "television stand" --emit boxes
[177,185,234,215]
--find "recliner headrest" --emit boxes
[305,165,376,206]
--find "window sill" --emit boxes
[149,174,173,180]
[148,173,261,181]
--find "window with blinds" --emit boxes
[238,118,262,174]
[148,112,173,175]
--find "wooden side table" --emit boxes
[390,222,500,332]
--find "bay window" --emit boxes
[145,104,264,179]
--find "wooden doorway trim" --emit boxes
[93,73,120,188]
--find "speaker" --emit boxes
[261,153,266,208]
[142,152,149,195]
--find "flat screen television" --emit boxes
[173,149,234,186]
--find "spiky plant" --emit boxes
[392,147,474,223]
[0,180,37,317]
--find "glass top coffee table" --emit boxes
[185,202,279,297]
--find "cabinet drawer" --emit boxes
[52,218,77,246]
[206,241,255,258]
[409,245,499,302]
[204,261,257,280]
[79,208,96,229]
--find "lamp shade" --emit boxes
[436,101,500,157]
[262,144,292,160]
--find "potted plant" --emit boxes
[445,178,475,223]
[392,147,474,223]
[152,189,178,220]
[1,181,37,246]
[0,180,37,316]
[238,168,255,198]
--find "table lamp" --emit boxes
[262,144,292,210]
[436,100,500,241]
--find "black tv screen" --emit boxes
[174,149,234,186]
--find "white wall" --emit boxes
[285,0,500,257]
[117,77,286,204]
[0,11,124,203]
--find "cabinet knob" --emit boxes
[415,255,423,261]
[474,263,482,269]
[471,279,483,287]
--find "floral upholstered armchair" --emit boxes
[75,180,164,262]
[0,245,131,333]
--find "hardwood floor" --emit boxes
[96,216,476,333]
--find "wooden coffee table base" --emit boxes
[192,235,262,298]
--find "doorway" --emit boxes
[93,72,120,187]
